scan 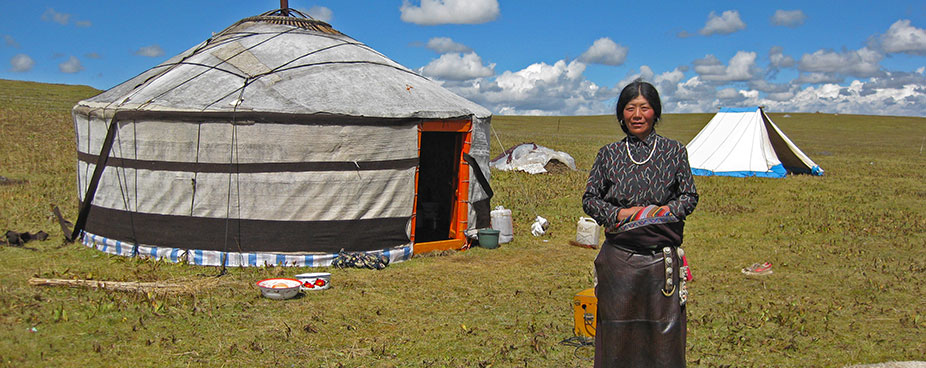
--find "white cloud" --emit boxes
[653,67,687,97]
[442,59,616,115]
[4,35,18,48]
[494,60,585,94]
[769,46,795,68]
[75,20,92,28]
[417,45,922,117]
[716,87,744,100]
[798,47,883,78]
[615,66,690,106]
[771,10,806,28]
[764,91,796,102]
[794,72,844,84]
[749,80,791,93]
[59,56,83,73]
[665,76,718,112]
[693,55,724,76]
[878,19,926,55]
[426,37,472,54]
[10,54,34,72]
[307,6,333,23]
[694,51,758,81]
[443,57,926,116]
[135,45,164,58]
[616,66,655,90]
[699,10,746,36]
[759,80,925,116]
[42,8,70,25]
[857,71,926,92]
[420,52,494,81]
[578,38,628,66]
[657,72,926,116]
[85,52,102,59]
[400,0,499,25]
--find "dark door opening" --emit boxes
[415,131,461,242]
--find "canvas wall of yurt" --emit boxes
[69,9,493,267]
[686,107,823,178]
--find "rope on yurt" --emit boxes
[263,38,421,78]
[109,119,140,247]
[146,28,300,112]
[217,80,251,275]
[121,42,216,111]
[132,120,139,218]
[131,120,140,255]
[77,110,91,204]
[190,123,203,216]
[220,103,238,273]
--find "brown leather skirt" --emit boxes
[594,243,686,367]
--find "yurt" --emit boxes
[69,9,493,267]
[686,107,823,178]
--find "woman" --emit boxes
[582,79,698,367]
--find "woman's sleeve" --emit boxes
[582,147,621,227]
[666,146,698,219]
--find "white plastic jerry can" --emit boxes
[490,206,513,243]
[575,217,600,246]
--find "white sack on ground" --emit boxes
[490,143,577,174]
[531,216,549,236]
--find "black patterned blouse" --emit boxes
[582,131,698,228]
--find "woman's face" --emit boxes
[622,95,656,139]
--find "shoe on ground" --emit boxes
[741,262,773,275]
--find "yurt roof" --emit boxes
[79,9,490,120]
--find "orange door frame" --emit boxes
[412,119,472,254]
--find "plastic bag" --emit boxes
[530,216,549,236]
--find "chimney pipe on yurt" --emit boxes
[67,8,493,267]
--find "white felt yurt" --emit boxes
[70,9,493,267]
[686,107,823,178]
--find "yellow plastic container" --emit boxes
[573,288,597,337]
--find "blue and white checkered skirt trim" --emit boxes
[79,231,414,267]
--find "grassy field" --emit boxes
[0,78,924,367]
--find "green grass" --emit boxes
[1,78,924,367]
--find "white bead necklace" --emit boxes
[626,136,658,165]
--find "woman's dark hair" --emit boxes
[615,79,662,134]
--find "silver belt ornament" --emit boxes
[661,247,689,306]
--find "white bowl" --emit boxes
[256,278,302,300]
[294,272,331,291]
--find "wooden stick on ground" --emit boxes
[29,277,192,293]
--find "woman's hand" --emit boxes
[617,206,644,221]
[617,205,672,221]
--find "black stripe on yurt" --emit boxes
[83,205,410,254]
[111,110,435,126]
[76,152,417,173]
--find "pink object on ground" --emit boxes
[682,255,693,281]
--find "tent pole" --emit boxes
[281,0,289,16]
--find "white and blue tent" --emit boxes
[686,107,823,178]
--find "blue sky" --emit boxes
[2,0,925,116]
